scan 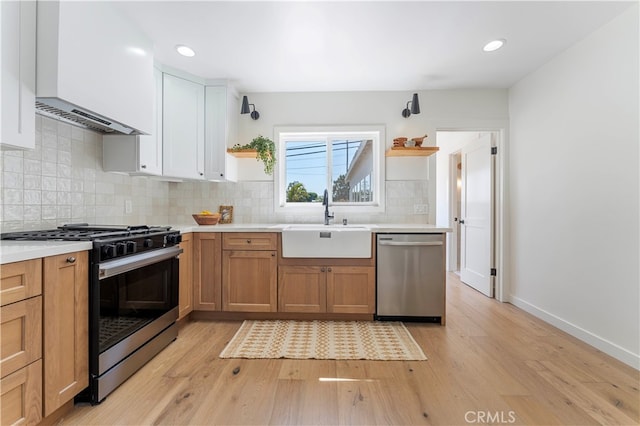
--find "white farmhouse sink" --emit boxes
[280,224,374,258]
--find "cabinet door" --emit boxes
[193,233,222,311]
[0,258,42,307]
[204,85,227,181]
[138,66,163,175]
[0,296,42,379]
[43,252,88,416]
[0,359,42,426]
[0,0,36,149]
[223,250,277,312]
[162,73,205,179]
[278,266,326,313]
[178,233,193,319]
[326,266,375,314]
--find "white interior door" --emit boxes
[460,134,494,297]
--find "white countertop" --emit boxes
[0,224,450,264]
[171,223,452,234]
[1,241,93,264]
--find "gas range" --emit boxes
[2,223,183,404]
[2,223,182,262]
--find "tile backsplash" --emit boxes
[0,116,170,232]
[1,116,431,232]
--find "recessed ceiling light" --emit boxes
[483,39,506,52]
[176,45,195,57]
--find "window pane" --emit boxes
[331,139,373,203]
[285,140,326,203]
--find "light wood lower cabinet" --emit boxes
[178,233,193,319]
[0,258,42,306]
[222,233,277,312]
[0,359,42,426]
[278,266,326,313]
[278,265,375,314]
[193,232,222,311]
[0,296,42,378]
[43,251,88,417]
[326,266,375,314]
[0,257,44,426]
[222,250,278,312]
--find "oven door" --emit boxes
[94,246,181,375]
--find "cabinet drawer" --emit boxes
[0,296,42,379]
[0,259,42,306]
[0,359,42,426]
[222,233,277,250]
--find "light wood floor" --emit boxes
[60,273,639,425]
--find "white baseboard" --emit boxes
[509,295,640,370]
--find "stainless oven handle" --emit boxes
[98,246,183,280]
[378,241,443,247]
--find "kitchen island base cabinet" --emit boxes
[43,251,88,417]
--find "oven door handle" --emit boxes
[98,246,183,280]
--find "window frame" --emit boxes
[274,125,386,213]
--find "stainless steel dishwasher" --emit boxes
[376,233,445,323]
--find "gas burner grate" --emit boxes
[1,224,173,241]
[99,316,154,352]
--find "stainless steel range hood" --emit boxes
[35,99,138,135]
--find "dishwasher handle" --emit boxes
[378,241,443,247]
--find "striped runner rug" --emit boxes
[219,320,427,361]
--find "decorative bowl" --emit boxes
[411,135,427,147]
[192,213,221,225]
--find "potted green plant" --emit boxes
[231,135,276,175]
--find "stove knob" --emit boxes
[126,241,137,254]
[102,244,116,259]
[166,234,182,245]
[116,242,127,255]
[143,238,153,248]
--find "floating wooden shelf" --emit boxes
[385,146,439,157]
[226,148,258,158]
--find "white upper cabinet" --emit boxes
[204,85,239,181]
[1,0,36,150]
[162,73,205,180]
[103,68,163,175]
[36,1,154,135]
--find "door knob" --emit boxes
[459,219,465,224]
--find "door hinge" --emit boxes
[490,268,497,276]
[491,147,498,155]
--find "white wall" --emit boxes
[235,90,508,180]
[226,89,507,223]
[508,5,639,368]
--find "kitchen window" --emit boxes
[274,126,385,212]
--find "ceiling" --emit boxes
[113,1,634,93]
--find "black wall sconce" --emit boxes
[241,96,260,120]
[401,93,420,118]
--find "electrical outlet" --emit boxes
[413,204,429,215]
[124,199,133,214]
